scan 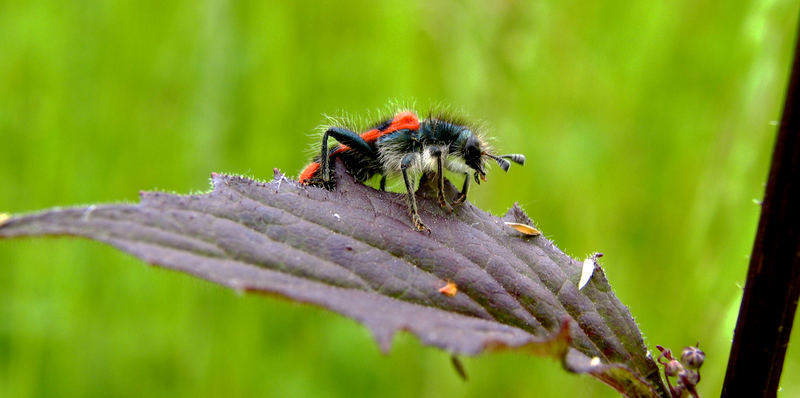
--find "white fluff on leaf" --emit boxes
[579,257,595,290]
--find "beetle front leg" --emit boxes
[401,153,428,233]
[430,147,452,212]
[452,173,470,207]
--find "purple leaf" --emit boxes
[0,161,668,397]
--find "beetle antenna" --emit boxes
[483,152,511,172]
[500,154,525,166]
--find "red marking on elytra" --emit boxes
[298,162,319,183]
[339,111,420,151]
[299,112,421,183]
[363,111,419,142]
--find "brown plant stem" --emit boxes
[721,16,800,397]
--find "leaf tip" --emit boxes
[502,202,536,226]
[370,326,398,354]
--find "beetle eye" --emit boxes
[464,134,482,166]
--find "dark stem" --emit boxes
[721,16,800,397]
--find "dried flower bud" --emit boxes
[678,368,700,387]
[665,359,682,377]
[681,345,705,370]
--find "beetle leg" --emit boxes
[430,147,452,212]
[452,173,470,207]
[401,153,429,233]
[320,127,375,182]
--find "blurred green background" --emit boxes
[1,0,798,397]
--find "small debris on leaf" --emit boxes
[0,213,8,226]
[504,221,540,236]
[579,253,603,290]
[438,281,458,297]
